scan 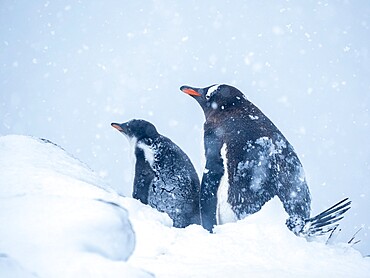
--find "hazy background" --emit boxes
[1,1,369,254]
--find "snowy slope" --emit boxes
[1,135,370,278]
[128,198,370,278]
[0,135,152,278]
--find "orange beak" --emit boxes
[111,123,123,131]
[181,87,201,97]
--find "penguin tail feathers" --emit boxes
[302,197,352,237]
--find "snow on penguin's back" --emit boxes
[0,135,152,278]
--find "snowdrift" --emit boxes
[0,135,369,277]
[0,135,151,277]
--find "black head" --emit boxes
[111,119,159,140]
[180,84,247,118]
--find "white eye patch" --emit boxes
[206,84,220,99]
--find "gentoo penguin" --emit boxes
[111,119,200,228]
[181,84,350,236]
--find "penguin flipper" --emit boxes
[133,148,155,205]
[201,129,225,232]
[302,198,351,237]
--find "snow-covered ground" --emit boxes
[1,135,369,277]
[0,135,152,277]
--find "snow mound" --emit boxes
[0,135,152,278]
[0,254,37,278]
[127,197,370,278]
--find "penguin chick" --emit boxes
[111,119,200,228]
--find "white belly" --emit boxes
[128,137,138,186]
[216,144,238,225]
[137,142,155,167]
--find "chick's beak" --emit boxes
[111,123,124,132]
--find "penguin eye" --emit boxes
[205,84,220,100]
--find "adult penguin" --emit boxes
[181,84,350,236]
[111,119,200,228]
